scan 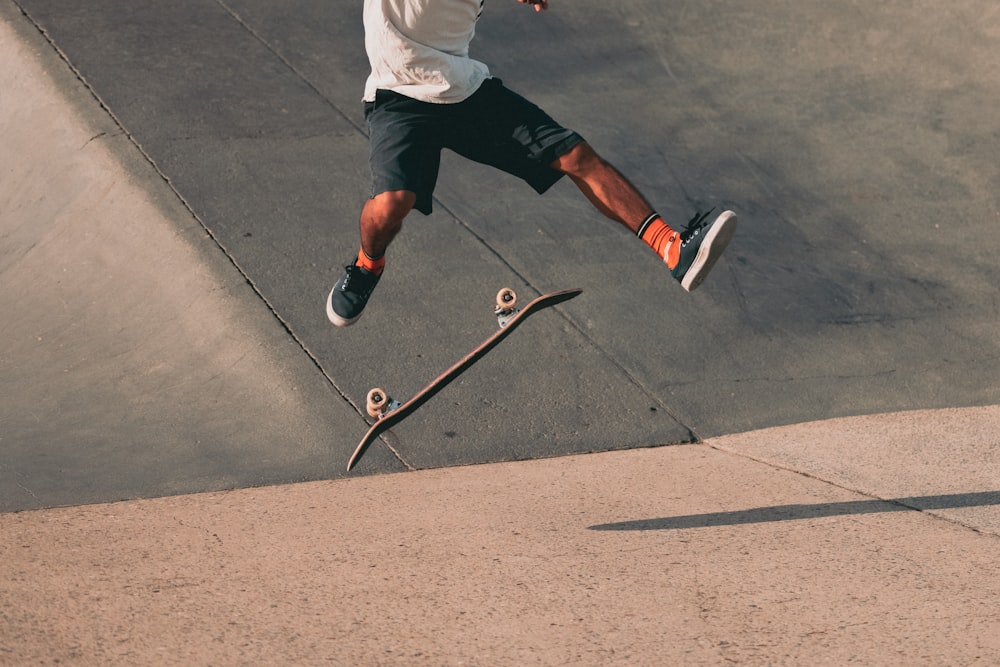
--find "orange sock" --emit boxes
[637,214,680,270]
[356,248,386,275]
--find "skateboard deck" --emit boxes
[346,287,582,471]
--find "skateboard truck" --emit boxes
[494,287,519,328]
[366,387,401,420]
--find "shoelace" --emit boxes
[680,208,716,246]
[340,264,378,294]
[339,264,358,291]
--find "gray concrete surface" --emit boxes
[2,0,999,663]
[0,1,405,513]
[5,0,999,504]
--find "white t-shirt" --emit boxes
[363,0,491,104]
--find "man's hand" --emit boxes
[517,0,548,11]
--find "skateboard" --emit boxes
[346,287,583,471]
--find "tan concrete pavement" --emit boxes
[3,406,999,665]
[712,405,1000,538]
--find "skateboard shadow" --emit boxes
[588,491,1000,531]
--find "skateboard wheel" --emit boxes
[366,388,389,418]
[496,288,517,311]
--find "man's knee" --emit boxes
[550,141,603,176]
[367,190,417,223]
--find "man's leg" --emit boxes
[327,189,416,327]
[359,189,417,262]
[550,141,653,234]
[551,141,738,292]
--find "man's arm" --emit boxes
[517,0,548,11]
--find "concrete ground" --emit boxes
[4,409,999,665]
[2,0,998,664]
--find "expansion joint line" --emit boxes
[705,444,1000,538]
[214,0,366,136]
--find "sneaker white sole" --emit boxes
[680,210,738,292]
[326,286,362,327]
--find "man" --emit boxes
[327,0,737,327]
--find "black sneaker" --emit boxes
[669,209,738,291]
[327,263,381,327]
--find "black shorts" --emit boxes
[365,77,584,215]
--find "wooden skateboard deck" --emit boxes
[346,287,582,471]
